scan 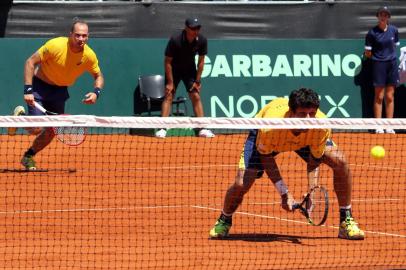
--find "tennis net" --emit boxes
[0,115,405,269]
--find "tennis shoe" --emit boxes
[385,129,395,134]
[7,105,26,136]
[21,155,36,171]
[338,217,365,240]
[198,129,215,138]
[375,128,384,134]
[155,129,167,138]
[209,219,231,238]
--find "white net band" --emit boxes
[1,116,406,130]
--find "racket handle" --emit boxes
[33,101,46,114]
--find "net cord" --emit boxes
[0,116,406,130]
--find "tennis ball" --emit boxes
[370,145,385,160]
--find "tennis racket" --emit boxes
[293,185,329,226]
[33,101,87,146]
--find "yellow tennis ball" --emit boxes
[370,145,385,160]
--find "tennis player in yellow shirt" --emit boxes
[210,88,364,240]
[8,18,104,170]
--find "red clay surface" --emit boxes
[0,132,405,269]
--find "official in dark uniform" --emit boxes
[155,18,214,138]
[364,6,399,134]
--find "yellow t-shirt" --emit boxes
[255,98,331,159]
[38,37,101,86]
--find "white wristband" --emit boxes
[274,180,288,196]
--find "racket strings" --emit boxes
[54,126,86,146]
[307,188,327,225]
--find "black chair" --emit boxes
[138,75,188,116]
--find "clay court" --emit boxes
[1,132,405,269]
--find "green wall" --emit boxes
[0,38,375,117]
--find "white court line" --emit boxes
[192,205,406,239]
[1,203,404,238]
[351,162,406,172]
[1,197,398,215]
[0,205,185,215]
[117,164,237,171]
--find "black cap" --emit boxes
[185,18,201,29]
[376,6,391,18]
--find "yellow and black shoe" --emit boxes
[21,155,36,171]
[209,219,231,238]
[338,217,365,240]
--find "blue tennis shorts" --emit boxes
[28,76,69,115]
[238,130,335,179]
[372,59,400,87]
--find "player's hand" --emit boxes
[24,94,35,106]
[364,50,372,59]
[281,192,296,212]
[82,92,97,104]
[189,82,201,93]
[165,83,174,95]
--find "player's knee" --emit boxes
[233,180,245,192]
[189,92,201,102]
[331,156,348,172]
[232,181,250,197]
[164,95,174,103]
[374,96,384,104]
[385,95,394,103]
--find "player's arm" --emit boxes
[164,56,174,95]
[364,49,372,59]
[192,55,205,92]
[23,52,41,105]
[83,71,104,105]
[307,157,320,190]
[260,154,296,212]
[364,31,373,59]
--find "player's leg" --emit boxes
[187,90,204,117]
[160,88,175,118]
[384,84,395,119]
[21,100,62,170]
[383,60,398,133]
[184,76,214,137]
[161,74,180,117]
[155,76,180,138]
[321,145,364,240]
[384,59,399,119]
[183,72,203,117]
[372,60,386,134]
[209,168,259,238]
[295,146,321,213]
[209,130,261,237]
[295,145,325,189]
[373,87,385,117]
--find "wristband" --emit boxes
[93,87,101,98]
[194,80,201,84]
[274,180,288,196]
[24,85,33,95]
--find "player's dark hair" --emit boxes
[288,88,320,112]
[71,17,87,32]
